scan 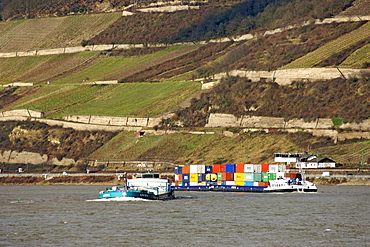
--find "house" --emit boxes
[296,154,336,168]
[274,153,336,168]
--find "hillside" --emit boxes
[0,0,369,170]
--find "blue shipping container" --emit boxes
[225,164,236,173]
[244,181,254,186]
[182,174,190,182]
[198,173,206,182]
[175,166,183,174]
[206,181,217,186]
[205,166,213,173]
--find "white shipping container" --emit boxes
[276,172,285,179]
[253,164,261,173]
[189,182,198,186]
[197,165,205,174]
[225,181,235,186]
[190,165,198,174]
[244,174,253,181]
[244,164,254,173]
[278,164,286,172]
[253,182,259,186]
[175,174,179,182]
[269,164,279,173]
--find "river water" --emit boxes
[1,185,369,247]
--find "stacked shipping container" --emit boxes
[174,163,290,187]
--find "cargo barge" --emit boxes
[172,163,317,193]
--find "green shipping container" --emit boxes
[268,173,276,181]
[244,173,262,182]
[217,173,223,181]
[254,173,262,182]
[262,173,269,182]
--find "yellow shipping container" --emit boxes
[190,173,198,182]
[235,181,245,186]
[234,173,245,182]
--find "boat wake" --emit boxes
[86,197,151,202]
[10,200,34,204]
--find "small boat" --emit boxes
[98,173,175,200]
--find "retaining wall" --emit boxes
[206,113,370,131]
[1,109,43,118]
[63,115,162,127]
[220,68,370,86]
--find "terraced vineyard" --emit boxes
[340,43,370,68]
[0,52,100,84]
[281,21,370,69]
[0,13,121,52]
[6,80,200,118]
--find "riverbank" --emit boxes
[1,174,370,186]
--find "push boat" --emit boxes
[98,173,175,200]
[172,164,318,193]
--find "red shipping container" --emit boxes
[261,163,269,172]
[235,163,245,173]
[222,172,234,181]
[182,166,190,174]
[212,164,226,173]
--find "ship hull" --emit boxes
[172,185,317,193]
[98,190,175,200]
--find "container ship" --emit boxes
[172,163,317,193]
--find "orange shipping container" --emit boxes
[235,163,245,173]
[213,164,226,173]
[259,182,269,186]
[182,166,190,174]
[261,163,269,172]
[222,172,234,181]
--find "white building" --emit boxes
[296,155,336,168]
[274,153,336,168]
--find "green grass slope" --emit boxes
[89,131,369,166]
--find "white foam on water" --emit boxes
[86,197,151,202]
[10,200,34,204]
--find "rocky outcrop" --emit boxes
[0,150,76,166]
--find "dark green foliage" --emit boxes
[175,0,285,41]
